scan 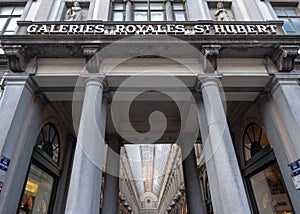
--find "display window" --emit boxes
[242,123,294,214]
[18,123,60,214]
[19,164,54,214]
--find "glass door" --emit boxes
[249,163,293,214]
[19,164,55,214]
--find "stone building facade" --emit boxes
[0,0,299,213]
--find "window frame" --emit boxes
[133,1,166,21]
[274,6,300,34]
[0,5,24,35]
[111,1,126,21]
[172,1,186,21]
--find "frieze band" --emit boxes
[26,23,278,35]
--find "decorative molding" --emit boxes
[82,45,99,57]
[3,45,29,72]
[201,45,221,73]
[82,45,103,73]
[195,74,223,92]
[272,45,299,72]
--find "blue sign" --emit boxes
[0,155,10,172]
[289,160,300,176]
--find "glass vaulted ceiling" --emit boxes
[125,144,171,197]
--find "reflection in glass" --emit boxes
[135,3,148,10]
[0,7,14,15]
[285,9,297,16]
[174,12,186,21]
[250,164,293,214]
[36,123,60,164]
[150,3,164,10]
[0,6,24,34]
[113,12,124,21]
[134,12,148,21]
[18,164,54,214]
[274,7,300,34]
[150,12,164,21]
[6,17,18,32]
[0,18,7,31]
[12,6,24,15]
[113,3,124,10]
[283,19,296,34]
[243,123,269,162]
[173,3,184,10]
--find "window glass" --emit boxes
[12,6,24,16]
[0,7,14,15]
[274,7,300,34]
[173,3,184,10]
[36,123,60,164]
[114,0,186,21]
[250,164,293,214]
[285,8,297,16]
[150,11,164,21]
[0,18,7,31]
[174,11,186,21]
[18,164,54,214]
[243,123,269,162]
[274,9,286,16]
[283,18,296,34]
[113,12,124,21]
[293,18,300,31]
[135,3,148,10]
[150,3,164,10]
[0,6,24,34]
[6,17,18,32]
[134,11,148,21]
[113,3,124,10]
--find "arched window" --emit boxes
[243,123,269,162]
[36,123,60,164]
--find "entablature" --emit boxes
[0,20,299,72]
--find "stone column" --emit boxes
[102,136,122,214]
[125,0,132,21]
[257,74,300,211]
[181,146,205,214]
[0,73,43,213]
[165,0,173,21]
[198,76,251,213]
[65,76,107,214]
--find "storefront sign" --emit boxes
[0,155,10,172]
[26,23,277,35]
[289,160,300,176]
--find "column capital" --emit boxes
[267,73,300,94]
[2,73,39,94]
[2,45,29,72]
[201,44,221,73]
[272,45,299,72]
[81,74,108,90]
[194,74,223,91]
